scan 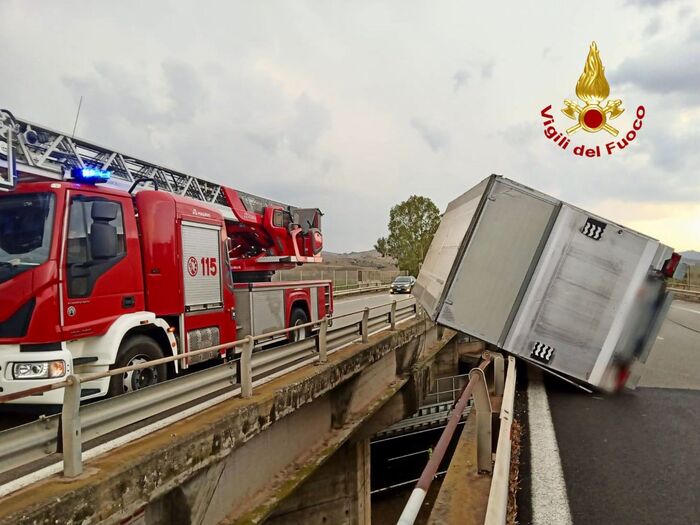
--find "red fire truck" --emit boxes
[0,110,332,404]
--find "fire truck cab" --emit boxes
[0,110,332,405]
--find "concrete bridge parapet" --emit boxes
[0,317,469,525]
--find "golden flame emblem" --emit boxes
[561,42,623,136]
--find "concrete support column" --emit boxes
[266,438,371,525]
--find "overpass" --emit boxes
[0,292,697,524]
[0,292,487,524]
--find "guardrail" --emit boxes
[0,297,418,492]
[668,287,700,298]
[333,283,391,297]
[397,352,517,525]
[485,355,517,524]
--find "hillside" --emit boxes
[681,250,700,264]
[320,250,398,271]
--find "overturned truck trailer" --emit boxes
[413,175,680,392]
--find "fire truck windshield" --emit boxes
[0,193,55,281]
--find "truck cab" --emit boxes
[0,109,333,406]
[0,180,234,404]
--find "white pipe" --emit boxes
[397,488,427,525]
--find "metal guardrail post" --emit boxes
[470,367,493,474]
[61,374,83,477]
[240,336,254,398]
[485,356,517,525]
[390,300,397,330]
[493,353,505,396]
[0,295,424,485]
[317,317,328,364]
[361,307,369,343]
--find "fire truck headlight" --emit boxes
[13,360,66,379]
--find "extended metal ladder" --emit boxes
[0,109,275,220]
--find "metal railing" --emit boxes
[333,282,391,297]
[274,268,406,289]
[485,355,517,525]
[668,287,700,298]
[397,352,517,525]
[422,373,470,405]
[0,297,418,491]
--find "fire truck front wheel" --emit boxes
[108,335,167,397]
[289,307,311,342]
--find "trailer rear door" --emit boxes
[504,205,660,385]
[414,176,558,345]
[413,177,491,318]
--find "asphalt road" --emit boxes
[521,300,700,525]
[332,290,415,329]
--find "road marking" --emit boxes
[671,304,700,315]
[528,370,572,525]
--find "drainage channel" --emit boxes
[370,375,472,525]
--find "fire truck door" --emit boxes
[61,191,143,338]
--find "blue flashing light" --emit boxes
[71,167,112,184]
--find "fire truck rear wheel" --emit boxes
[289,307,310,342]
[108,335,167,397]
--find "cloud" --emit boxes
[62,60,206,129]
[625,0,680,6]
[410,118,450,152]
[244,94,331,158]
[162,61,208,123]
[677,5,695,20]
[646,127,699,172]
[643,16,662,37]
[244,131,279,155]
[1,1,698,251]
[611,43,700,102]
[499,122,539,147]
[286,94,332,157]
[453,61,493,91]
[453,69,469,91]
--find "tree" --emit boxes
[376,195,440,276]
[374,237,388,257]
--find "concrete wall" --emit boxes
[0,318,457,525]
[265,439,371,525]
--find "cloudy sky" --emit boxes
[1,0,698,251]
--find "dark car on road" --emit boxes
[390,275,416,294]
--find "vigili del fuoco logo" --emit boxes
[540,42,645,157]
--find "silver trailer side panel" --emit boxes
[233,284,325,340]
[438,179,558,344]
[233,289,252,338]
[233,288,285,338]
[503,205,660,386]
